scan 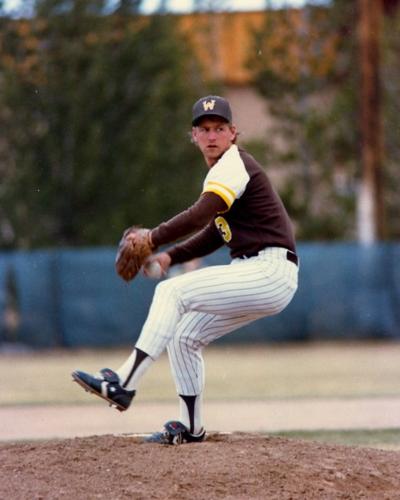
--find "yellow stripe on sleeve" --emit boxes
[203,181,236,208]
[207,181,236,200]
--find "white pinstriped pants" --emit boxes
[135,247,298,395]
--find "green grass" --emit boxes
[1,341,400,405]
[2,341,400,449]
[273,428,400,451]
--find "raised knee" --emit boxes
[154,279,171,294]
[153,279,185,315]
[153,279,177,300]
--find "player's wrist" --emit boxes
[166,248,178,266]
[149,227,162,250]
[148,229,158,251]
[148,229,154,249]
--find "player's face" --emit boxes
[192,117,236,167]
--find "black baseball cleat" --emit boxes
[72,368,135,412]
[145,420,206,445]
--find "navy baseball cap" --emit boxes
[192,95,232,126]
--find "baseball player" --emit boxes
[72,95,299,445]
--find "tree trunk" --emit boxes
[357,0,385,243]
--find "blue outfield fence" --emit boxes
[0,243,399,348]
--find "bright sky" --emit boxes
[3,0,327,15]
[140,0,317,12]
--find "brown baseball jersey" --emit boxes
[151,145,296,264]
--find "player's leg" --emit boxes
[136,254,297,360]
[144,309,265,443]
[71,267,188,409]
[71,261,263,412]
[73,253,297,412]
[167,309,264,395]
[166,310,262,433]
[142,255,297,440]
[117,264,257,403]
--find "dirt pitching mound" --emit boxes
[1,433,399,499]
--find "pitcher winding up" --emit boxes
[72,95,299,445]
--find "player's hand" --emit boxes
[142,252,171,279]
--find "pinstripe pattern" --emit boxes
[135,247,298,395]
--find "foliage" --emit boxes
[249,1,361,240]
[382,8,400,239]
[0,1,206,248]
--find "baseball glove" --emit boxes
[115,226,154,281]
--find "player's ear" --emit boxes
[229,125,237,141]
[191,127,198,144]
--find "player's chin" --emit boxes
[204,147,220,160]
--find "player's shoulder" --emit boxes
[209,145,245,175]
[237,147,264,172]
[237,147,272,189]
[203,145,250,201]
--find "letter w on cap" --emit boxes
[202,99,216,111]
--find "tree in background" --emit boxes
[250,1,358,240]
[381,3,400,239]
[356,0,400,243]
[250,0,400,241]
[0,0,206,248]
